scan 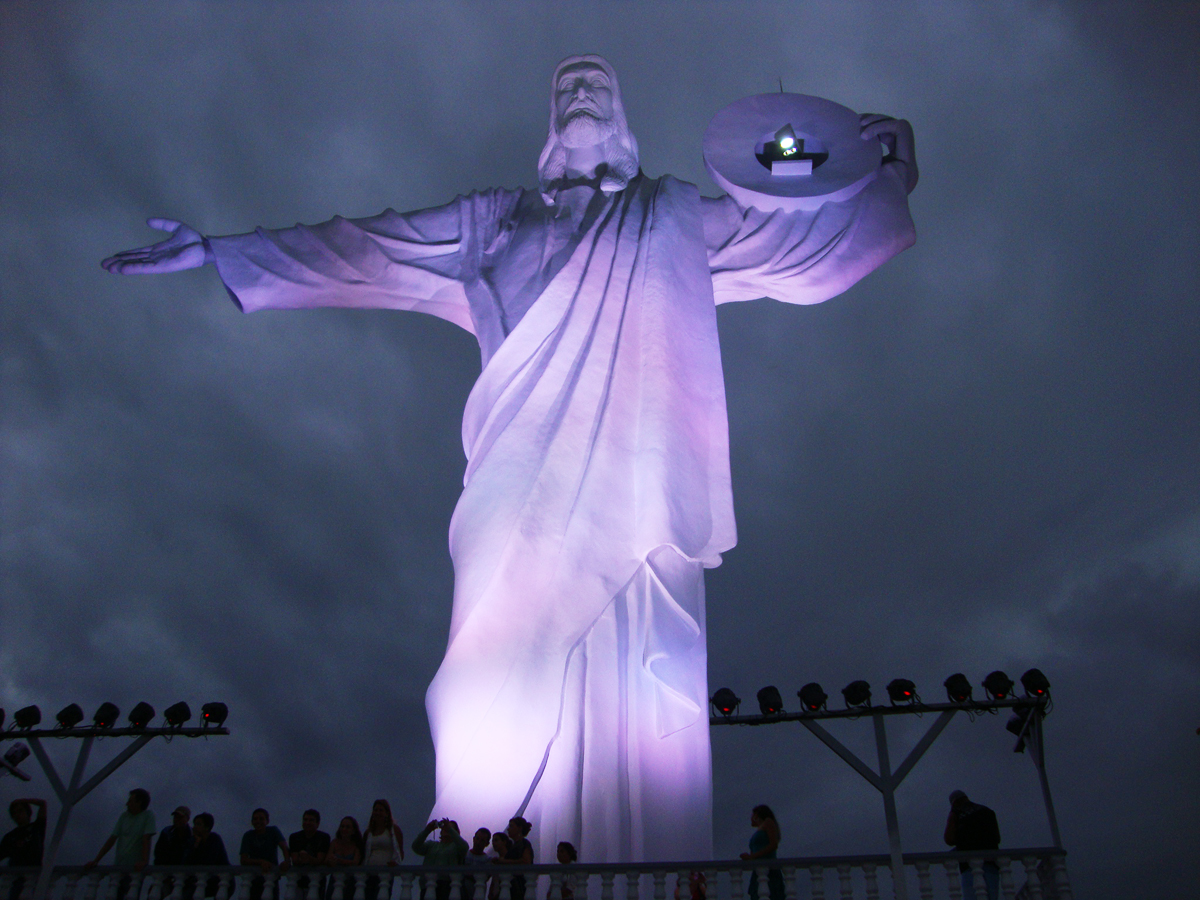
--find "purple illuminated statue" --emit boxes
[104,55,917,863]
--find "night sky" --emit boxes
[2,4,1198,898]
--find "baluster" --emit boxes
[104,871,121,900]
[756,867,768,900]
[213,874,230,900]
[83,872,102,900]
[652,870,667,900]
[446,872,460,900]
[600,872,614,900]
[835,865,852,900]
[307,873,321,900]
[549,873,563,900]
[623,871,638,900]
[996,858,1015,900]
[267,872,280,900]
[352,873,366,900]
[329,873,344,900]
[498,872,511,900]
[677,870,690,900]
[144,873,161,900]
[943,861,962,900]
[780,866,796,900]
[862,862,879,900]
[702,870,718,900]
[65,872,83,900]
[1050,856,1072,900]
[380,873,393,900]
[967,861,987,900]
[808,866,824,900]
[731,865,745,900]
[913,862,932,900]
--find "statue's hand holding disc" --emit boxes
[859,113,918,194]
[101,218,209,274]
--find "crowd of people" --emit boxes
[2,789,1004,900]
[0,790,571,900]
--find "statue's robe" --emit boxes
[208,168,914,863]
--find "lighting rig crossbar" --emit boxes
[707,671,1057,900]
[0,702,229,900]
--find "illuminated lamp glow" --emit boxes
[1020,668,1050,698]
[163,702,192,727]
[201,702,228,727]
[982,671,1015,701]
[711,688,740,717]
[756,686,784,715]
[797,683,828,712]
[886,678,917,705]
[944,673,973,703]
[128,702,155,729]
[56,704,84,729]
[93,702,120,729]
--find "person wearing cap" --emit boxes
[155,806,193,865]
[944,790,1001,900]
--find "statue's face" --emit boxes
[555,62,616,149]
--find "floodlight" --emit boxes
[756,686,784,715]
[3,743,30,767]
[13,706,41,730]
[0,709,4,730]
[1020,668,1050,698]
[201,702,228,727]
[56,703,84,729]
[797,683,828,712]
[164,702,192,727]
[1006,706,1040,753]
[774,124,799,155]
[944,673,973,704]
[886,678,917,705]
[128,702,155,729]
[842,680,872,709]
[982,671,1014,701]
[93,702,120,729]
[711,688,740,717]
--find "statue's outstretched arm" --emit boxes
[101,218,212,274]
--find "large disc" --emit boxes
[703,93,880,212]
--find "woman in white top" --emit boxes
[362,799,404,900]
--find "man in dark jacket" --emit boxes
[183,812,230,900]
[944,790,1001,900]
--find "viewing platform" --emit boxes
[2,848,1071,900]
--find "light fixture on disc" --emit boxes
[703,93,880,212]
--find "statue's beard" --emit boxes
[558,111,616,149]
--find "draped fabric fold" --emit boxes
[427,175,733,861]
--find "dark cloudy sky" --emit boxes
[2,3,1197,898]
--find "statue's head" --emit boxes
[538,54,639,200]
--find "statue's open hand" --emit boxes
[860,114,918,194]
[101,218,210,274]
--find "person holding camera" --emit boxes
[412,819,468,900]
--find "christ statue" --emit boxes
[103,55,918,863]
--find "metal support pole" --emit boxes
[28,733,158,900]
[872,715,907,900]
[1029,715,1062,848]
[30,736,95,900]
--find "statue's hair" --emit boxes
[538,54,639,202]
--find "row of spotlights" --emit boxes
[711,668,1050,716]
[1,702,228,731]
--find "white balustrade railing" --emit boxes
[0,848,1070,900]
